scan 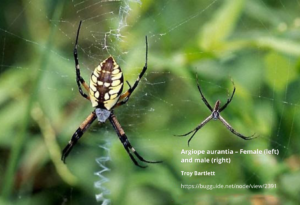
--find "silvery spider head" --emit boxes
[95,108,111,122]
[212,111,219,120]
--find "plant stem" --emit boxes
[1,0,65,199]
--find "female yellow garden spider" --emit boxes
[61,21,161,168]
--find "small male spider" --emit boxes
[61,21,161,168]
[176,76,257,146]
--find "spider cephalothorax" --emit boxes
[176,76,257,146]
[61,21,161,168]
[212,100,220,120]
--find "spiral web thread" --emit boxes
[94,140,111,204]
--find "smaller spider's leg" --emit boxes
[114,36,148,108]
[74,20,90,100]
[219,115,257,140]
[196,75,213,111]
[175,115,212,146]
[219,80,235,112]
[61,111,97,163]
[187,129,201,147]
[109,112,161,168]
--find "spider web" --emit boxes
[0,0,300,204]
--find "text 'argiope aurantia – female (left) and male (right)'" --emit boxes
[61,21,257,168]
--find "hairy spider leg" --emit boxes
[109,112,162,168]
[196,75,213,111]
[218,115,257,140]
[219,79,235,112]
[74,20,90,100]
[62,112,97,163]
[113,36,148,109]
[175,115,212,146]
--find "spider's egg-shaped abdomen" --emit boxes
[89,56,124,110]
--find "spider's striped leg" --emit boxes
[113,64,146,108]
[74,20,90,100]
[109,112,162,168]
[61,112,97,163]
[218,115,257,140]
[219,79,235,112]
[175,115,212,146]
[114,36,148,108]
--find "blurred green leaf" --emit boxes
[199,0,245,51]
[264,52,297,92]
[255,37,300,56]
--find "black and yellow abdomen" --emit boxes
[89,56,124,110]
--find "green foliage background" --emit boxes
[0,0,300,204]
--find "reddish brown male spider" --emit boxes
[176,76,257,146]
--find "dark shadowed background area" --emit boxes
[0,0,300,204]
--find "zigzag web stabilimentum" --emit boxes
[94,140,111,204]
